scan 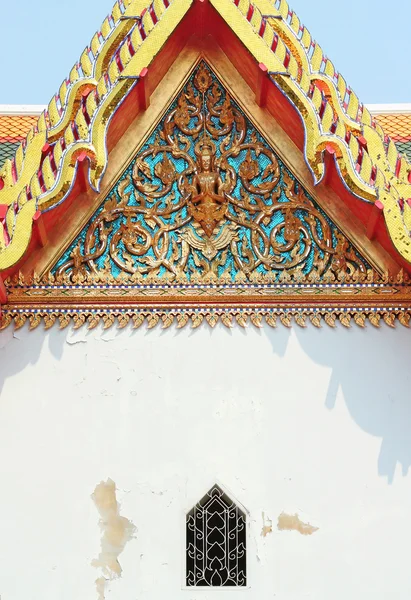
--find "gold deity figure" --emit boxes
[186,137,229,238]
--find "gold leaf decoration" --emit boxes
[309,313,322,328]
[339,313,351,328]
[132,314,145,329]
[147,313,160,329]
[0,313,13,330]
[265,314,277,327]
[103,314,116,330]
[88,314,101,330]
[154,155,176,185]
[29,314,42,330]
[206,313,218,328]
[236,313,248,328]
[353,312,366,327]
[3,306,411,332]
[369,312,381,328]
[221,313,233,328]
[73,313,86,330]
[280,313,292,327]
[118,314,130,329]
[398,312,411,328]
[194,63,213,93]
[162,313,174,329]
[59,314,71,329]
[383,312,396,328]
[192,313,204,329]
[250,313,263,328]
[239,149,259,181]
[14,314,27,330]
[324,313,336,328]
[44,314,56,330]
[176,313,189,329]
[295,313,307,327]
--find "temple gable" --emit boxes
[53,62,371,285]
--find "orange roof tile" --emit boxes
[374,113,411,142]
[0,115,40,170]
[373,113,411,161]
[0,115,38,143]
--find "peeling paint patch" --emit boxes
[91,479,136,600]
[66,327,90,345]
[277,512,319,535]
[261,511,272,537]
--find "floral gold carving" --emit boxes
[54,62,367,284]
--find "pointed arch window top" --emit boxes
[186,484,246,587]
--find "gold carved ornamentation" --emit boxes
[2,306,411,332]
[54,62,367,284]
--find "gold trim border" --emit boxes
[4,265,411,331]
[1,307,410,331]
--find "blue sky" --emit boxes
[1,0,409,105]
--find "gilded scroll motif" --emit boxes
[53,62,368,283]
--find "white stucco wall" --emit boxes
[0,323,411,600]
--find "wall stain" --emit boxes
[91,479,136,600]
[95,576,107,600]
[277,512,319,536]
[261,511,272,537]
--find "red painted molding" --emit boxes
[137,68,150,111]
[75,151,91,193]
[366,200,384,240]
[0,275,7,304]
[255,63,269,107]
[33,210,48,247]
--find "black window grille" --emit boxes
[186,484,246,587]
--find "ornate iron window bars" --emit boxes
[186,484,247,587]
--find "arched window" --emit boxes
[186,484,246,587]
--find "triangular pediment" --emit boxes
[50,61,372,286]
[3,34,411,329]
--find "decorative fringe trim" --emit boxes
[1,309,410,332]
